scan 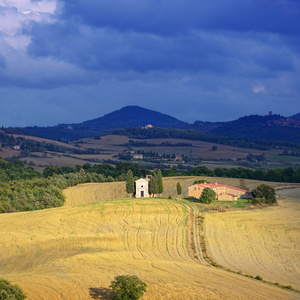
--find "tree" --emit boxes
[157,169,164,194]
[126,170,135,196]
[251,184,276,203]
[200,187,216,203]
[110,275,147,300]
[0,278,26,300]
[176,182,182,197]
[149,173,158,197]
[239,179,248,190]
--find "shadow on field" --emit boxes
[89,287,115,299]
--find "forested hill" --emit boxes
[210,115,300,144]
[291,113,300,119]
[72,106,188,129]
[20,107,300,143]
[22,106,189,140]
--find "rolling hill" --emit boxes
[19,107,300,144]
[22,106,188,140]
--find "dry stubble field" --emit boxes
[1,177,300,299]
[1,198,297,300]
[204,196,300,290]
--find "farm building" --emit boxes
[135,176,151,198]
[188,182,252,201]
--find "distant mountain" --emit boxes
[290,113,300,119]
[190,120,224,132]
[21,107,300,144]
[22,106,188,140]
[211,114,300,144]
[72,106,188,129]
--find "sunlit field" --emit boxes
[204,196,300,290]
[1,198,298,299]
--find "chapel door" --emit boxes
[141,191,144,197]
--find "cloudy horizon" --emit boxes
[0,0,299,127]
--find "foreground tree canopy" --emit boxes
[110,275,147,300]
[0,278,26,300]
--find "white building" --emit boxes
[135,178,150,198]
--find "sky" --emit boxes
[0,0,300,127]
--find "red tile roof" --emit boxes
[195,182,251,193]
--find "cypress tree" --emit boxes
[149,173,158,197]
[157,169,164,194]
[126,169,135,196]
[176,182,182,197]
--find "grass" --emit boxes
[188,198,250,212]
[268,154,300,163]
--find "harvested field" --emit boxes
[204,196,300,290]
[64,182,128,206]
[277,188,300,199]
[0,199,297,300]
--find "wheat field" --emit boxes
[204,196,300,290]
[1,198,297,299]
[1,177,299,299]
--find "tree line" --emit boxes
[1,156,299,213]
[113,127,300,151]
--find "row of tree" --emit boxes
[113,127,300,151]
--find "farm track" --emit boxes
[0,179,299,299]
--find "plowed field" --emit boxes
[0,198,297,299]
[204,196,300,290]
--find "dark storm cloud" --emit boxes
[61,0,300,36]
[0,0,299,126]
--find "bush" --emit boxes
[200,187,216,203]
[0,278,26,300]
[251,184,276,204]
[254,275,263,281]
[110,275,147,300]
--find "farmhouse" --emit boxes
[188,182,252,201]
[135,176,151,198]
[133,154,143,159]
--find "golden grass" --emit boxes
[204,196,300,290]
[64,182,128,206]
[1,199,297,300]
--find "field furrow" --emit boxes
[0,197,298,299]
[204,196,300,290]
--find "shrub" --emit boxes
[0,278,26,300]
[110,275,147,300]
[251,184,276,204]
[199,187,216,204]
[254,275,263,281]
[282,285,292,290]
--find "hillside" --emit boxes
[73,105,188,129]
[211,114,300,144]
[291,112,300,119]
[0,197,297,299]
[20,107,300,144]
[205,195,300,290]
[22,106,188,140]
